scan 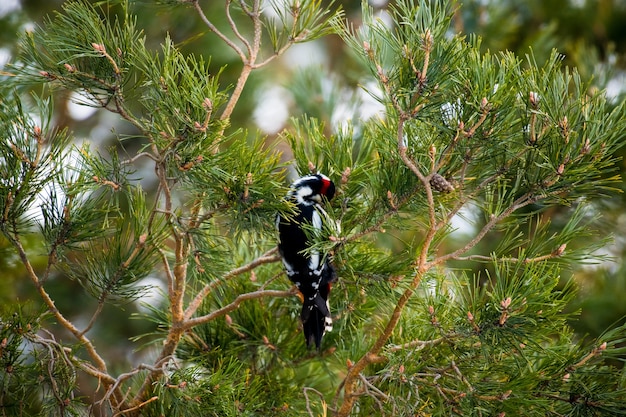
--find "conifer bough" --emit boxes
[1,0,625,416]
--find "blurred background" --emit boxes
[1,0,625,369]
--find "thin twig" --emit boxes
[192,0,246,61]
[79,235,148,337]
[184,288,297,329]
[450,360,473,392]
[8,236,109,374]
[226,0,252,56]
[102,360,172,409]
[387,336,446,352]
[303,387,329,417]
[184,248,280,320]
[121,151,158,164]
[253,42,298,68]
[359,373,391,402]
[454,246,566,264]
[570,342,607,370]
[112,396,158,417]
[430,192,537,267]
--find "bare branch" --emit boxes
[217,0,262,124]
[570,342,607,370]
[226,0,252,56]
[184,288,297,329]
[192,0,246,61]
[184,248,280,320]
[100,359,173,410]
[112,396,158,417]
[387,336,447,352]
[455,244,567,264]
[251,0,304,69]
[121,152,158,165]
[9,236,109,374]
[450,360,474,392]
[303,387,329,417]
[431,192,537,267]
[252,41,296,68]
[359,373,394,412]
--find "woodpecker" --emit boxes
[276,173,337,349]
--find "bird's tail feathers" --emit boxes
[301,291,332,349]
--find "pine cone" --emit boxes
[430,173,454,193]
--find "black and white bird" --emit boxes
[276,173,337,349]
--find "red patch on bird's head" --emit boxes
[319,176,335,200]
[320,178,331,195]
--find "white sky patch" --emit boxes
[606,71,626,102]
[0,0,20,18]
[441,99,463,128]
[325,77,357,132]
[374,9,394,28]
[369,0,388,7]
[67,91,99,121]
[135,277,167,313]
[331,99,356,134]
[357,81,386,121]
[450,204,479,236]
[21,21,35,33]
[282,42,328,70]
[569,0,585,8]
[253,85,291,134]
[0,48,11,69]
[262,0,288,26]
[87,111,124,142]
[20,144,84,226]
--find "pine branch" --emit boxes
[6,237,125,409]
[79,234,148,337]
[184,248,280,320]
[431,192,538,267]
[184,288,297,329]
[226,0,253,56]
[336,21,441,417]
[387,336,447,353]
[192,0,246,62]
[10,235,108,371]
[455,244,567,264]
[112,396,158,417]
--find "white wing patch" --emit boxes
[281,257,296,276]
[308,208,323,273]
[311,207,323,230]
[324,301,333,332]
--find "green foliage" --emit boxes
[0,304,86,416]
[266,0,343,47]
[0,90,69,239]
[1,0,626,416]
[132,34,228,152]
[147,361,292,416]
[183,132,286,234]
[18,0,144,100]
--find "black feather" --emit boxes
[277,174,337,349]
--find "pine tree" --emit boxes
[1,0,626,416]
